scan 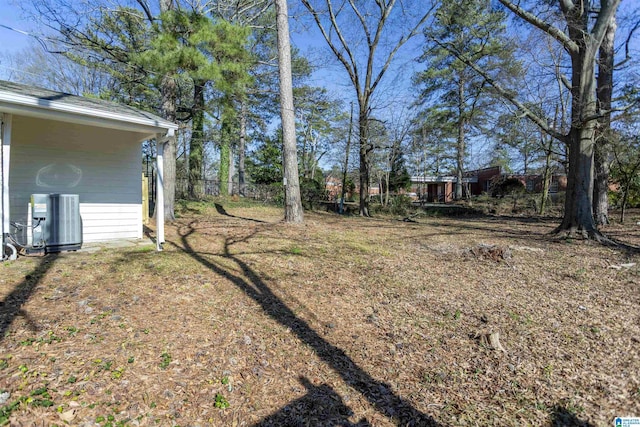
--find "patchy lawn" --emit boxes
[1,201,639,426]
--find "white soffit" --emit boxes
[0,81,177,139]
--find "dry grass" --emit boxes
[1,201,639,426]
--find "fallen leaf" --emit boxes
[58,409,77,422]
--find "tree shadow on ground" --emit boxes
[421,215,640,251]
[429,216,554,238]
[172,220,440,427]
[253,376,371,427]
[0,254,58,341]
[214,203,267,223]
[550,405,594,427]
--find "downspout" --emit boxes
[1,114,16,261]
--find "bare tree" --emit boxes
[300,0,434,216]
[502,0,621,238]
[275,0,303,223]
[1,42,110,95]
[593,17,616,226]
[611,130,640,224]
[445,0,622,239]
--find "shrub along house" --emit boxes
[1,80,177,259]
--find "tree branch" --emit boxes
[591,0,622,46]
[134,0,154,22]
[347,0,371,47]
[369,1,435,95]
[434,39,567,143]
[300,0,361,94]
[365,0,397,100]
[498,0,579,54]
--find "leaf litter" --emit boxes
[0,202,639,426]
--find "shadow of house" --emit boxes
[173,220,440,427]
[0,254,58,340]
[254,376,371,427]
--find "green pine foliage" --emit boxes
[140,11,251,91]
[136,10,252,198]
[414,0,520,178]
[246,133,284,186]
[389,151,411,193]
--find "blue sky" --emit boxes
[0,4,34,53]
[0,1,419,103]
[0,2,41,79]
[1,1,636,173]
[1,0,636,130]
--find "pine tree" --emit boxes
[141,12,251,199]
[415,0,519,200]
[389,151,411,193]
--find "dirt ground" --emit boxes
[1,202,639,426]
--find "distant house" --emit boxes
[409,166,567,203]
[506,174,567,194]
[465,166,502,195]
[409,175,478,203]
[324,165,566,206]
[1,80,177,255]
[324,174,343,200]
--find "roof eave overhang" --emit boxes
[0,94,178,141]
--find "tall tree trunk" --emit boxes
[159,73,177,221]
[558,41,599,237]
[620,187,628,223]
[310,154,317,180]
[188,81,205,200]
[156,0,176,222]
[384,173,390,206]
[301,126,310,179]
[275,0,303,223]
[340,102,353,213]
[358,106,371,217]
[539,136,553,215]
[228,143,235,195]
[238,99,247,197]
[455,79,465,200]
[593,17,616,226]
[219,114,231,196]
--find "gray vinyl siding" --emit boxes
[8,115,144,242]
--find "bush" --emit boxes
[490,177,526,198]
[390,195,413,216]
[269,183,285,205]
[300,177,326,210]
[609,187,640,209]
[465,192,564,217]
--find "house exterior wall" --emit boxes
[466,166,501,195]
[505,173,568,194]
[8,115,144,243]
[410,179,456,203]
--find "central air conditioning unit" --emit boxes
[31,194,82,253]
